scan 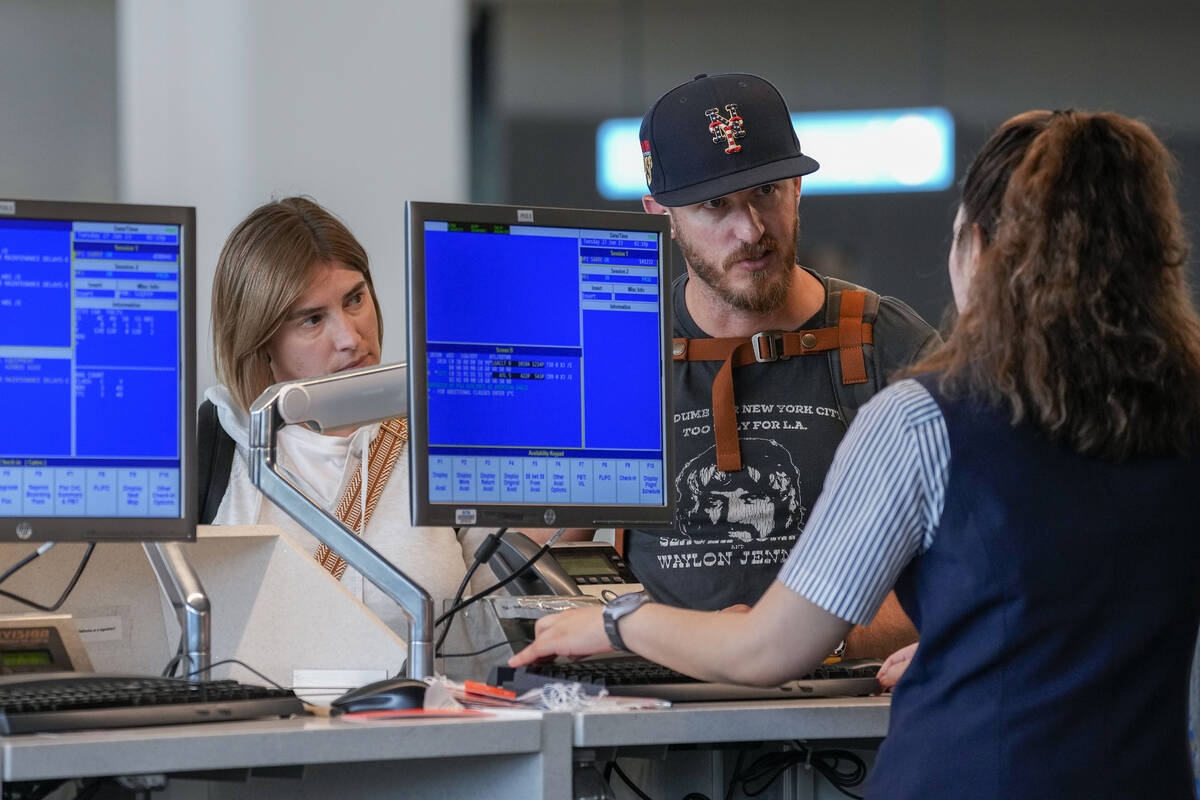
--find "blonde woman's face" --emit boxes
[264,261,381,383]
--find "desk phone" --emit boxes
[548,541,641,597]
[488,533,642,598]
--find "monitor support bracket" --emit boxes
[247,362,433,679]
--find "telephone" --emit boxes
[488,531,584,597]
[441,533,642,680]
[487,532,642,598]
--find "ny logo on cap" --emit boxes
[705,104,745,154]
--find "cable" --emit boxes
[182,659,290,690]
[0,542,54,584]
[439,637,528,659]
[605,760,655,800]
[0,778,70,800]
[434,528,507,657]
[160,637,207,680]
[725,741,867,799]
[433,528,567,628]
[724,749,747,800]
[161,648,185,678]
[0,543,95,612]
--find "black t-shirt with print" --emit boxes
[626,269,939,611]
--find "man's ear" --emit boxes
[643,194,668,215]
[642,195,675,238]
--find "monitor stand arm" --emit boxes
[247,366,433,680]
[143,542,211,679]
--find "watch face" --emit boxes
[608,591,646,613]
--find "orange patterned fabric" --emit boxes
[313,417,408,581]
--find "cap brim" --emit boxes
[652,154,820,207]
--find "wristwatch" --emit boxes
[602,591,651,651]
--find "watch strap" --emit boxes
[602,591,649,651]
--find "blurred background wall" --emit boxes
[476,0,1200,327]
[3,0,1198,392]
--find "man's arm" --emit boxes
[844,590,917,659]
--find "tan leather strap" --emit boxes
[673,290,873,471]
[838,289,869,384]
[314,417,408,581]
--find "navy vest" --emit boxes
[868,374,1200,799]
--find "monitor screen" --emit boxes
[0,199,196,541]
[406,202,674,529]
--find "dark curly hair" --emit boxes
[910,110,1200,459]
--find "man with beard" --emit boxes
[626,73,939,657]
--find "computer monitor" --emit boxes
[406,201,674,529]
[0,199,196,541]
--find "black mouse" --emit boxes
[329,677,427,715]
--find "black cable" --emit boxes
[606,760,655,800]
[0,778,69,800]
[183,658,289,691]
[724,749,747,800]
[435,528,507,657]
[439,637,527,659]
[0,547,45,585]
[0,543,95,612]
[161,649,184,678]
[161,638,209,679]
[682,795,713,800]
[433,529,564,628]
[70,778,110,800]
[726,742,866,799]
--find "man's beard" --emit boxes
[678,214,800,313]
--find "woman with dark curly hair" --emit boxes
[513,110,1200,798]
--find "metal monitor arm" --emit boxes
[246,362,433,679]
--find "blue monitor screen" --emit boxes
[1,200,195,539]
[407,203,673,528]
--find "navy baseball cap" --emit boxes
[639,73,820,207]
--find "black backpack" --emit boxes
[196,399,236,524]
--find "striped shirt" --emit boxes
[777,378,950,626]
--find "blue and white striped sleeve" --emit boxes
[777,378,949,626]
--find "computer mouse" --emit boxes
[329,677,427,715]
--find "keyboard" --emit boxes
[492,655,882,702]
[0,673,305,734]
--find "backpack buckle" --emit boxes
[751,331,787,363]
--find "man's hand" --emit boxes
[877,642,918,691]
[508,606,613,667]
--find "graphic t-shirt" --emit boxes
[626,269,938,610]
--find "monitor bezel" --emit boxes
[406,200,675,529]
[0,198,197,542]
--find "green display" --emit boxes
[555,553,618,576]
[0,649,54,667]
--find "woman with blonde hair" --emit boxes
[201,197,466,636]
[513,111,1200,797]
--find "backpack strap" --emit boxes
[673,286,876,471]
[197,399,236,525]
[822,277,883,429]
[313,417,408,581]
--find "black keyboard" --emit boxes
[492,656,882,702]
[0,673,305,734]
